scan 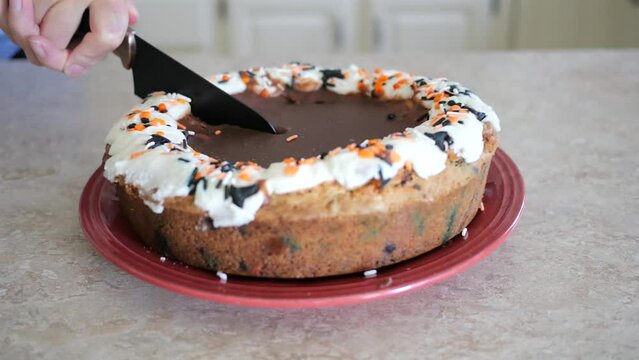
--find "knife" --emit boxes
[76,11,277,134]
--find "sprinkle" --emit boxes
[479,202,485,212]
[357,148,376,159]
[130,150,148,159]
[286,134,299,143]
[364,269,377,278]
[387,113,397,121]
[150,118,166,126]
[214,130,222,136]
[160,256,166,262]
[157,103,168,113]
[284,165,299,176]
[216,271,228,283]
[176,122,186,130]
[461,227,469,240]
[238,173,251,181]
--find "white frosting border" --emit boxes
[104,63,500,227]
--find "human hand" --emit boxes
[0,0,138,76]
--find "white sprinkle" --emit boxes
[187,130,195,136]
[479,202,485,212]
[363,269,377,278]
[160,256,166,262]
[461,227,469,240]
[216,271,228,283]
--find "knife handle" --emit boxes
[75,10,137,69]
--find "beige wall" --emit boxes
[133,0,639,53]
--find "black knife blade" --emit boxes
[75,11,276,134]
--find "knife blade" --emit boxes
[76,11,277,134]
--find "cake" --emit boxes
[103,63,500,278]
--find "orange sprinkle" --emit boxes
[221,74,230,81]
[284,165,299,176]
[241,75,250,84]
[157,103,167,113]
[404,161,413,173]
[176,98,188,104]
[127,109,141,119]
[155,131,165,136]
[373,68,382,75]
[214,130,222,136]
[176,122,186,130]
[283,157,297,164]
[140,111,151,119]
[238,173,251,181]
[357,148,376,159]
[150,118,166,126]
[130,150,148,159]
[286,134,299,143]
[389,150,401,163]
[131,123,145,131]
[193,151,201,157]
[358,81,368,93]
[299,158,316,165]
[259,89,269,98]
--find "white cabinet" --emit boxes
[371,0,494,52]
[227,0,358,57]
[133,0,215,51]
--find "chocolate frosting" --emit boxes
[184,90,428,166]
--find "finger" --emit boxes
[7,0,42,65]
[39,0,89,49]
[27,34,68,71]
[33,0,58,24]
[1,0,9,33]
[127,1,138,25]
[63,0,128,77]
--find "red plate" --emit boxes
[79,149,524,308]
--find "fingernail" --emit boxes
[65,64,87,77]
[28,38,46,59]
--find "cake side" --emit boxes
[114,123,497,278]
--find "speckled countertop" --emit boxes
[1,50,638,359]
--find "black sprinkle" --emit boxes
[145,134,171,149]
[415,112,430,123]
[415,78,427,87]
[476,112,487,121]
[220,163,234,173]
[384,243,396,254]
[186,167,198,187]
[378,167,390,189]
[215,180,223,189]
[424,131,453,152]
[385,144,394,150]
[320,152,328,159]
[178,158,190,163]
[182,139,188,149]
[320,69,344,86]
[218,78,229,84]
[127,123,136,129]
[151,105,158,111]
[387,113,397,121]
[226,184,260,208]
[141,118,150,124]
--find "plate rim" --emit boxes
[79,148,525,308]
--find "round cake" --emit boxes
[103,63,501,278]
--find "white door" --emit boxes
[228,0,358,57]
[371,0,494,52]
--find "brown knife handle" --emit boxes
[75,10,136,70]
